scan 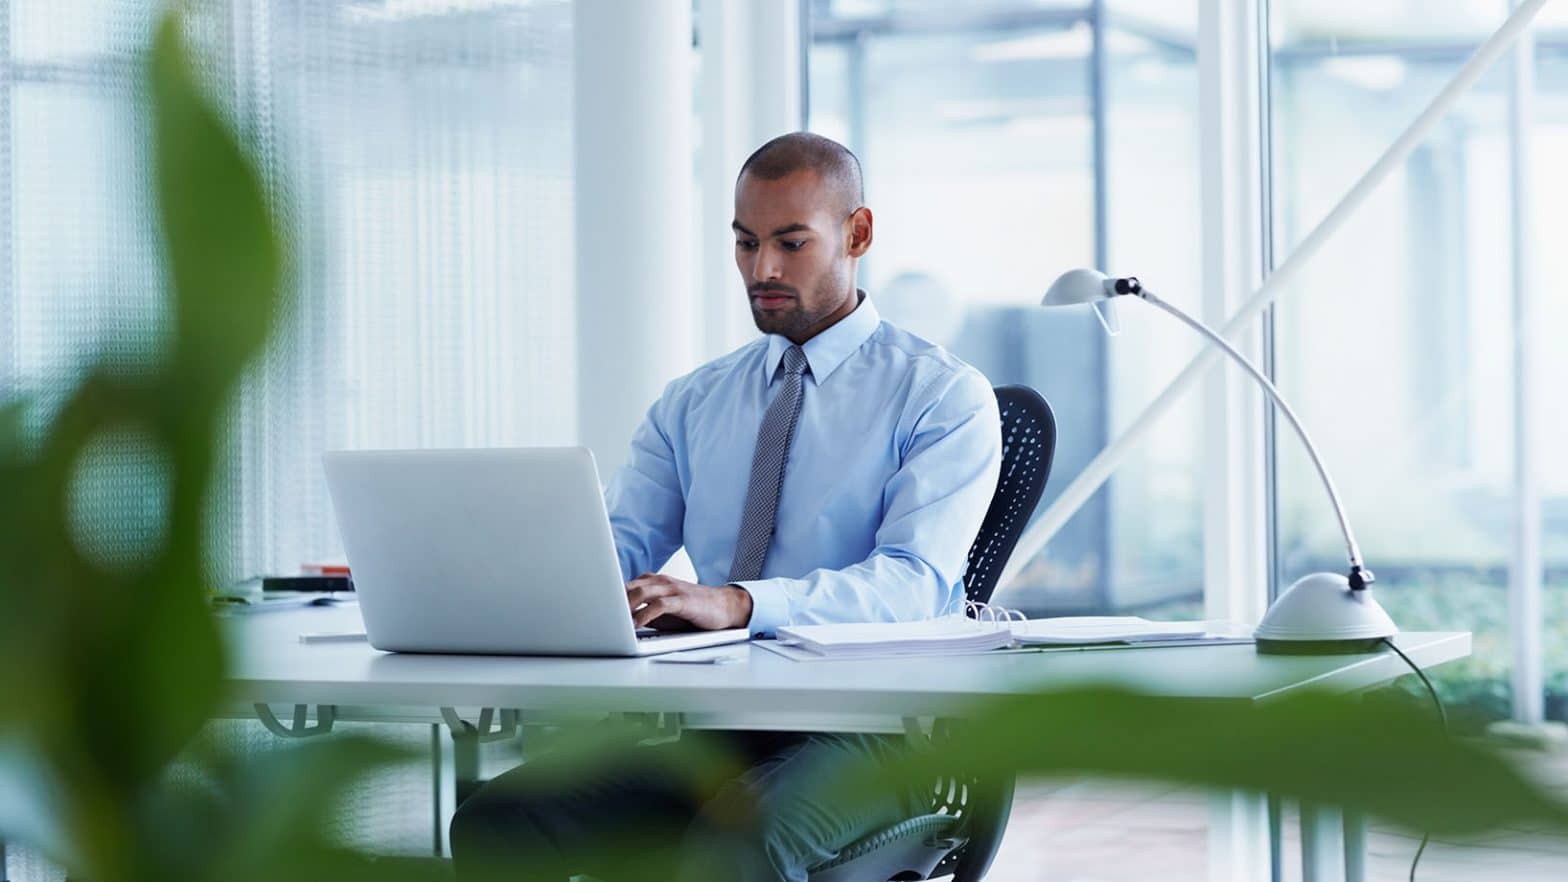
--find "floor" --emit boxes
[984,748,1568,881]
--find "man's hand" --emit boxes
[626,574,753,631]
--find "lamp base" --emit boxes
[1255,637,1388,656]
[1253,571,1397,653]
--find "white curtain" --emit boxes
[221,0,578,582]
[1,0,578,584]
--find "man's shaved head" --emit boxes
[732,132,873,344]
[738,132,864,218]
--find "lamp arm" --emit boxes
[1135,286,1370,585]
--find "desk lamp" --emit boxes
[1042,268,1396,654]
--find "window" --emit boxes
[1268,0,1568,722]
[807,0,1205,617]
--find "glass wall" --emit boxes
[807,0,1206,618]
[808,0,1568,724]
[1268,0,1568,723]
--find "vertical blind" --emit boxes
[2,0,578,585]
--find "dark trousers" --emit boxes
[449,730,923,882]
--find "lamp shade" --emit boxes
[1041,268,1115,307]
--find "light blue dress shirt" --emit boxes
[604,294,1003,636]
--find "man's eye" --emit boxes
[782,240,806,252]
[737,240,758,250]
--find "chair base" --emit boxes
[807,814,964,882]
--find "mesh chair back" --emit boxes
[936,386,1054,882]
[961,385,1056,605]
[809,386,1058,882]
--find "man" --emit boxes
[451,133,1002,882]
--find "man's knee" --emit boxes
[450,782,561,880]
[449,786,502,855]
[677,735,920,882]
[676,774,832,882]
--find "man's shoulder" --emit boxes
[866,321,990,398]
[658,338,768,403]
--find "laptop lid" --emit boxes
[323,447,641,655]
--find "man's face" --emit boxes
[732,170,871,344]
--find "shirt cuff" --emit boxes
[732,578,790,637]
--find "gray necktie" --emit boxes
[728,345,809,582]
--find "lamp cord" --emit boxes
[1381,636,1449,882]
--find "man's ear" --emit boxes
[846,206,873,258]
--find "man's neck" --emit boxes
[787,288,862,346]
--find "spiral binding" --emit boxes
[963,599,1027,627]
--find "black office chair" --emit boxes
[807,385,1057,882]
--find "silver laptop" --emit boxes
[322,447,750,657]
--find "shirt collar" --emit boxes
[763,290,880,387]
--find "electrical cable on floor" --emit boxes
[1381,636,1450,882]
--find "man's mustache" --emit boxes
[749,284,798,297]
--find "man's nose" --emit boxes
[754,245,784,282]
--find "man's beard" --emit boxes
[749,282,814,338]
[750,300,813,338]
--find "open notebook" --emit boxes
[773,602,1233,659]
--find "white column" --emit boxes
[1198,0,1268,627]
[697,0,804,362]
[744,0,803,144]
[1199,3,1271,881]
[574,0,696,476]
[1507,0,1543,725]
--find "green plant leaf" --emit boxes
[830,686,1568,837]
[150,15,282,416]
[0,12,286,879]
[130,736,436,882]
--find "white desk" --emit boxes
[221,605,1470,882]
[225,605,1466,722]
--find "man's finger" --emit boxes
[646,613,696,632]
[632,596,680,628]
[626,579,676,608]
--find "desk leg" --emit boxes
[1343,808,1367,882]
[1268,794,1284,882]
[452,723,482,808]
[1207,790,1269,882]
[431,724,444,857]
[1301,802,1346,882]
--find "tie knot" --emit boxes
[782,346,808,377]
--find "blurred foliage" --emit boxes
[1,9,1567,882]
[463,687,1568,877]
[0,13,439,882]
[866,686,1568,838]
